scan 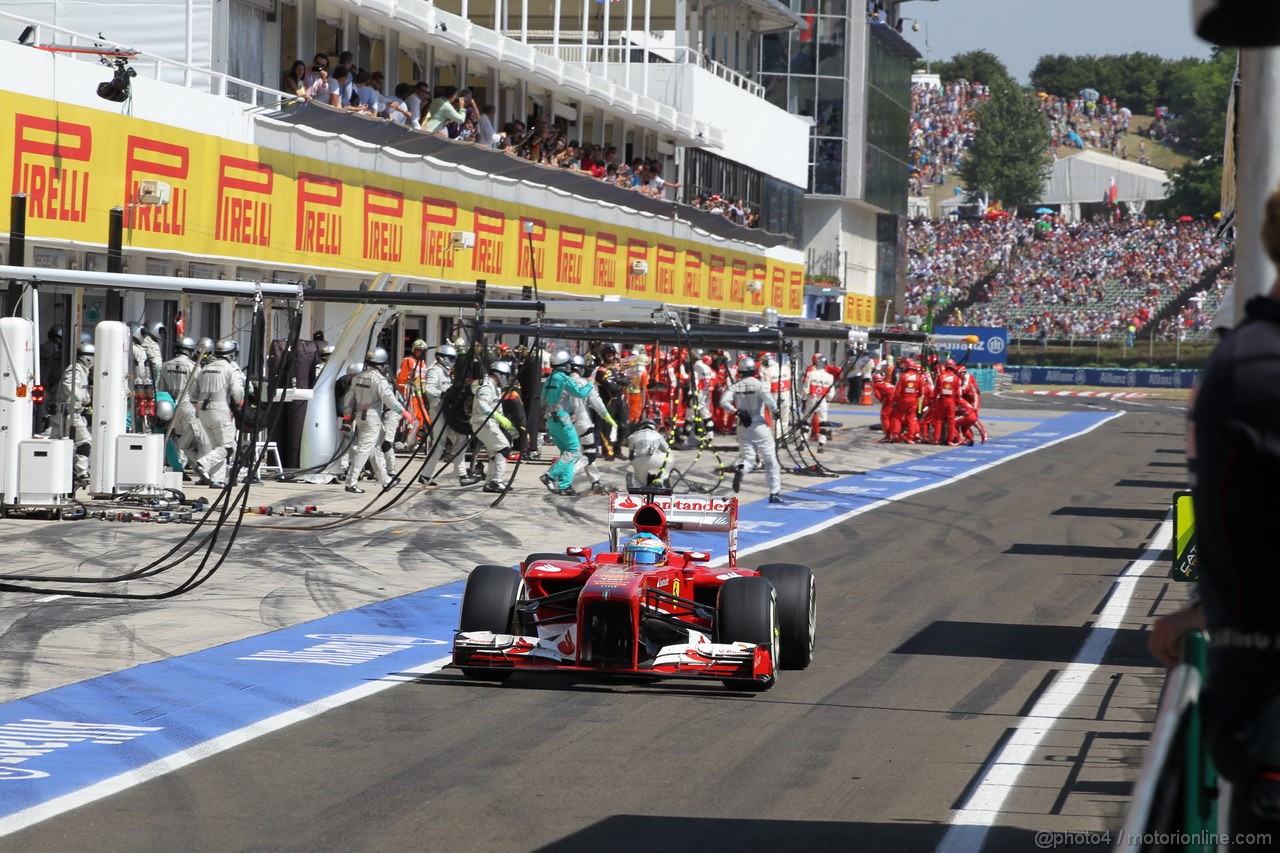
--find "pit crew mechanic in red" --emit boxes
[1149,184,1280,849]
[891,358,924,443]
[933,359,961,446]
[872,368,896,443]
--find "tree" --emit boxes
[1164,49,1236,159]
[932,50,1013,87]
[1164,156,1223,217]
[1030,53,1104,100]
[958,78,1052,211]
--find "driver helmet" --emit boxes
[624,532,666,567]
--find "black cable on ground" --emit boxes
[0,291,302,595]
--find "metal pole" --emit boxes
[106,207,125,322]
[6,195,26,318]
[1232,48,1280,327]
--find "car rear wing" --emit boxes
[608,492,739,567]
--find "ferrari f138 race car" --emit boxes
[451,490,816,691]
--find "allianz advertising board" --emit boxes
[934,326,1008,364]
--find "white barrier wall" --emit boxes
[0,318,35,502]
[89,321,131,496]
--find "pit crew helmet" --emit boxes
[551,349,573,369]
[367,347,390,366]
[570,354,587,373]
[737,356,758,377]
[624,532,666,566]
[437,344,458,363]
[489,361,512,377]
[637,418,657,431]
[214,339,239,357]
[175,337,197,355]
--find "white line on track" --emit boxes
[0,409,1125,838]
[0,655,452,838]
[35,595,66,603]
[934,518,1173,853]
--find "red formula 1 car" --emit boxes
[451,491,817,691]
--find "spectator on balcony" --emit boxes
[582,144,607,179]
[353,70,382,115]
[556,140,583,170]
[302,53,331,100]
[627,158,647,189]
[328,65,358,110]
[476,104,498,147]
[406,81,429,126]
[447,89,479,139]
[284,60,308,98]
[425,86,466,136]
[649,162,681,198]
[388,83,418,128]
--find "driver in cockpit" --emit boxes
[623,532,667,568]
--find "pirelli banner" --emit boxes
[4,92,804,314]
[843,293,876,327]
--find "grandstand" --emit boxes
[908,218,1234,342]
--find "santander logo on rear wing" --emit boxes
[608,493,739,567]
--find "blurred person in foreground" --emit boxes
[1150,185,1280,849]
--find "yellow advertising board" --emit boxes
[844,293,876,326]
[3,91,804,313]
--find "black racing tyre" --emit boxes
[458,564,522,681]
[714,576,778,692]
[757,564,816,670]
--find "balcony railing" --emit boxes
[2,10,289,109]
[520,36,765,99]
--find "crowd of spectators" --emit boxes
[906,217,1233,342]
[909,80,1163,194]
[1150,264,1236,341]
[904,217,1027,313]
[284,52,760,227]
[909,81,987,194]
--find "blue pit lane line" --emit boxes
[0,409,1118,832]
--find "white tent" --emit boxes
[1040,150,1169,219]
[939,150,1170,220]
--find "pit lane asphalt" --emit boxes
[0,397,1190,853]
